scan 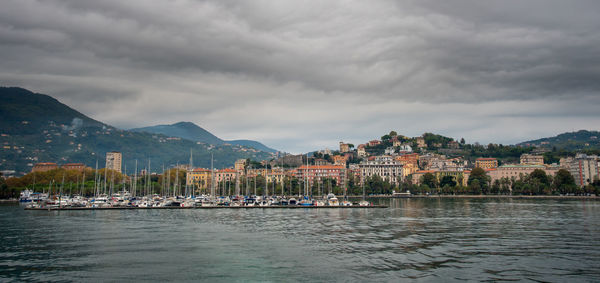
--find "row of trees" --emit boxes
[414,168,600,196]
[2,167,600,198]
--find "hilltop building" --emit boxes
[357,144,367,157]
[339,142,351,153]
[333,155,349,167]
[415,136,426,148]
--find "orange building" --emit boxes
[395,153,419,166]
[61,163,87,171]
[333,155,349,167]
[32,162,58,173]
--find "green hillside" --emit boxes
[0,87,274,175]
[518,130,600,150]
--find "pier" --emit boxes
[25,205,388,211]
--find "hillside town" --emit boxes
[15,131,600,198]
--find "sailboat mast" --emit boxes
[134,160,138,198]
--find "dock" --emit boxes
[24,205,388,211]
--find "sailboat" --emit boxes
[359,176,370,206]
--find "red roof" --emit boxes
[297,165,344,170]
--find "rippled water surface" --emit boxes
[1,198,600,282]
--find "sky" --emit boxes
[1,0,600,153]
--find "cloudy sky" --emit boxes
[1,0,599,153]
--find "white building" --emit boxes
[358,156,403,185]
[106,151,122,173]
[563,154,599,187]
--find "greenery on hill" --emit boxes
[518,130,600,151]
[0,87,274,175]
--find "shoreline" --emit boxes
[346,195,599,199]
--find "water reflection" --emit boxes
[1,199,599,282]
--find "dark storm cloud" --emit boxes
[1,0,599,152]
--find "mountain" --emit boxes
[131,122,223,145]
[0,87,103,135]
[0,87,274,174]
[131,122,278,153]
[518,130,600,150]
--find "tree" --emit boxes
[389,131,398,137]
[440,175,457,188]
[553,169,577,195]
[468,167,489,194]
[460,138,465,145]
[469,179,481,194]
[421,173,438,189]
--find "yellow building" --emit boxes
[402,163,418,178]
[234,159,246,173]
[187,168,211,189]
[475,158,498,169]
[339,142,350,153]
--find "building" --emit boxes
[395,153,419,167]
[339,142,351,153]
[61,163,86,171]
[564,154,599,187]
[398,144,413,153]
[384,146,396,155]
[32,162,58,173]
[106,151,122,173]
[416,136,426,148]
[488,164,561,183]
[187,168,211,189]
[314,159,330,166]
[294,165,345,186]
[448,141,460,149]
[234,159,246,173]
[402,163,419,178]
[358,156,403,185]
[265,168,286,183]
[357,144,367,157]
[475,158,498,169]
[520,154,544,165]
[333,155,349,167]
[368,140,381,147]
[215,169,237,183]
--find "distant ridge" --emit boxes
[517,130,600,150]
[131,122,223,145]
[130,121,278,153]
[0,87,274,174]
